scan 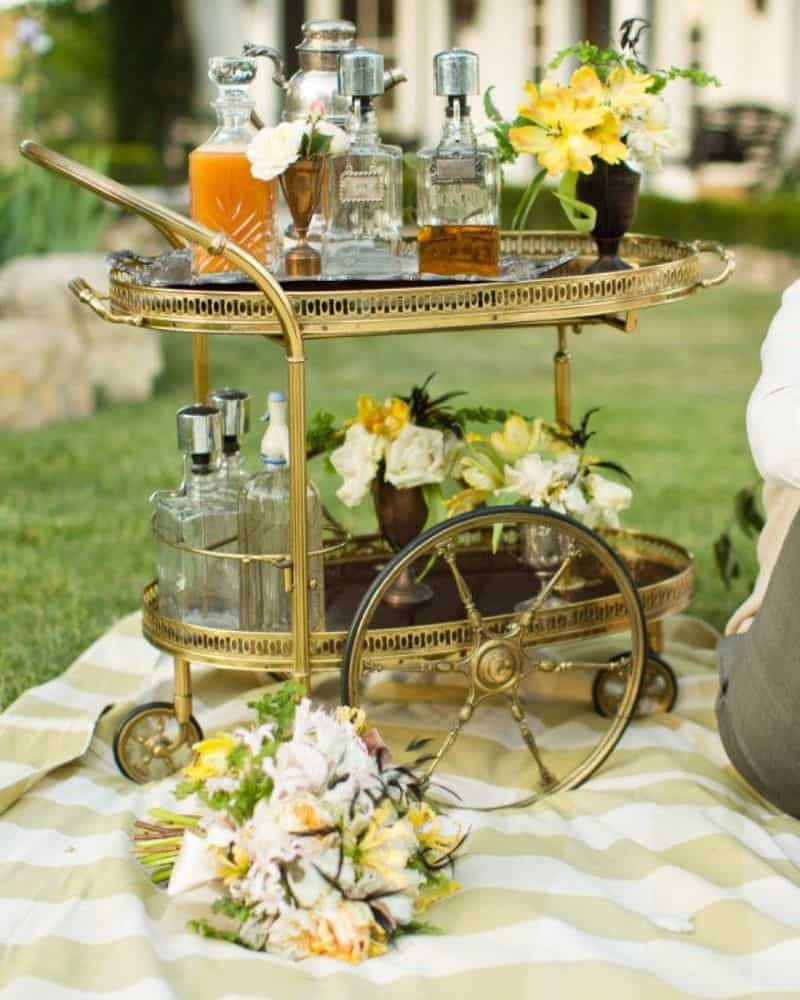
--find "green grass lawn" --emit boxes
[0,286,775,708]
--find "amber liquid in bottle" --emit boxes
[417,224,500,278]
[190,150,279,275]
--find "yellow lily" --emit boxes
[510,80,605,176]
[415,876,461,913]
[570,65,606,107]
[356,395,409,439]
[214,843,250,884]
[606,65,654,113]
[489,415,545,464]
[408,802,463,857]
[182,732,237,781]
[445,487,490,516]
[587,110,628,165]
[358,802,416,890]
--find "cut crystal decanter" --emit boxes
[322,48,403,278]
[416,49,501,277]
[153,405,240,629]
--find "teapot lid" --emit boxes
[297,19,356,53]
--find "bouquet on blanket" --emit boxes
[133,684,466,963]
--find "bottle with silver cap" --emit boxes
[153,405,240,629]
[189,56,281,277]
[208,387,251,494]
[416,49,501,278]
[238,391,325,633]
[322,48,403,278]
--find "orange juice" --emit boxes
[189,149,279,275]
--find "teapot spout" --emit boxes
[383,66,407,92]
[242,43,288,91]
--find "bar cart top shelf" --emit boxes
[90,232,733,340]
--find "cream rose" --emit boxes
[330,424,384,508]
[384,423,446,489]
[247,120,306,181]
[504,453,557,504]
[586,472,632,527]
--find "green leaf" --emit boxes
[423,484,448,529]
[511,167,548,231]
[483,85,504,124]
[553,172,597,233]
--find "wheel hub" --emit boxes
[473,639,521,692]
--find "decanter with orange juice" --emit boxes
[190,57,280,276]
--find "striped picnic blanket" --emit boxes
[1,613,800,999]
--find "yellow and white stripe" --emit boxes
[2,614,800,999]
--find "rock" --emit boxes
[0,317,93,430]
[0,253,163,423]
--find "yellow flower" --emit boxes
[335,705,367,732]
[510,80,605,176]
[182,733,237,781]
[358,801,416,890]
[445,486,489,516]
[606,65,653,113]
[586,110,628,165]
[408,802,463,857]
[489,414,543,464]
[356,395,409,439]
[570,65,606,107]
[415,876,461,914]
[214,843,250,884]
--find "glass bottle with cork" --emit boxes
[190,57,280,276]
[416,49,501,278]
[208,387,251,495]
[322,48,403,278]
[238,391,326,633]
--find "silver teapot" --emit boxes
[244,19,405,127]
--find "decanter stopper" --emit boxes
[176,404,222,460]
[208,388,251,441]
[208,56,257,102]
[338,47,385,98]
[433,49,480,97]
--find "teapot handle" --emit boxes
[242,43,287,90]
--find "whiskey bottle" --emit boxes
[416,49,501,278]
[209,387,251,494]
[153,405,240,629]
[322,48,403,277]
[239,392,326,632]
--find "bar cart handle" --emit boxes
[691,240,736,289]
[68,277,143,327]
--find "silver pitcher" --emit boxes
[244,19,406,128]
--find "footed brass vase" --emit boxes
[280,159,324,277]
[372,480,433,607]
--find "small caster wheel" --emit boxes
[113,700,203,783]
[593,652,678,719]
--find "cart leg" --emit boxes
[192,334,210,403]
[647,619,664,655]
[287,356,312,689]
[554,325,572,428]
[173,656,193,727]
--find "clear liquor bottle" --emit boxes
[239,392,326,632]
[416,49,501,278]
[209,387,251,495]
[153,405,240,629]
[322,48,403,278]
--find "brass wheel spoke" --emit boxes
[424,690,483,780]
[509,693,556,789]
[507,553,574,639]
[362,655,472,677]
[438,543,485,636]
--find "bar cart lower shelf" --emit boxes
[18,140,735,809]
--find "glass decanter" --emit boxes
[322,48,403,278]
[190,56,280,276]
[239,391,325,632]
[416,49,501,277]
[153,405,240,629]
[209,387,251,495]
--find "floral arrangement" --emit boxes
[134,684,466,963]
[310,375,511,513]
[248,102,349,181]
[487,18,720,229]
[450,409,633,528]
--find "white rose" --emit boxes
[587,473,632,527]
[384,423,446,489]
[561,481,588,518]
[330,424,384,508]
[247,120,306,181]
[315,119,350,156]
[504,453,556,504]
[553,451,580,482]
[624,96,673,172]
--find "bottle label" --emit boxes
[340,169,385,204]
[432,157,480,184]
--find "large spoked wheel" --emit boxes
[113,701,203,783]
[342,506,647,810]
